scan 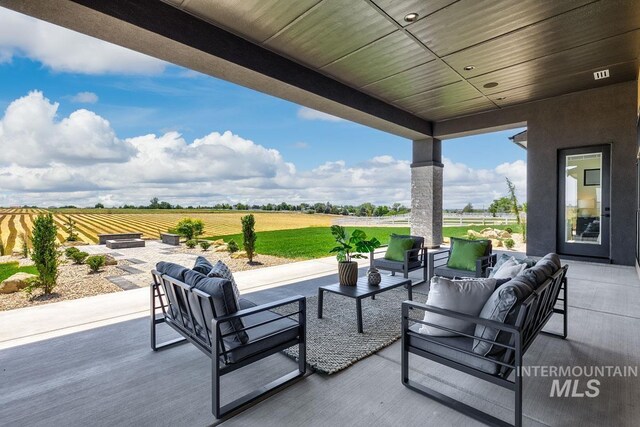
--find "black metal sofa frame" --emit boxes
[427,241,497,281]
[369,235,428,283]
[401,265,568,427]
[150,270,307,419]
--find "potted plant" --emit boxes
[330,225,381,286]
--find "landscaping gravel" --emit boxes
[173,246,292,271]
[0,259,127,311]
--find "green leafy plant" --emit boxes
[22,276,45,298]
[86,255,106,273]
[175,218,204,241]
[30,213,60,295]
[63,215,79,242]
[227,239,239,253]
[65,247,80,258]
[241,214,257,262]
[466,232,477,240]
[20,233,30,258]
[70,251,89,264]
[505,227,513,234]
[329,225,381,262]
[199,241,211,251]
[185,239,197,249]
[504,238,515,249]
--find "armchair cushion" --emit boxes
[433,265,480,279]
[183,269,249,345]
[384,235,415,261]
[224,310,299,364]
[492,257,526,279]
[447,237,490,271]
[374,258,422,272]
[192,256,214,275]
[419,276,495,336]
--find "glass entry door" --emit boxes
[558,145,610,259]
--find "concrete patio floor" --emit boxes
[1,255,639,426]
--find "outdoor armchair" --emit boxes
[370,234,427,283]
[151,265,306,419]
[427,239,496,281]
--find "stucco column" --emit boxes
[411,138,443,248]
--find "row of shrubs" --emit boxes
[184,238,239,253]
[64,247,106,272]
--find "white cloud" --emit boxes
[291,141,309,149]
[69,91,98,104]
[0,8,166,75]
[443,158,526,209]
[0,92,526,208]
[297,107,345,122]
[0,91,136,167]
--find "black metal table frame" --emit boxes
[317,276,412,333]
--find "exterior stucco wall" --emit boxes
[435,81,638,265]
[526,82,637,265]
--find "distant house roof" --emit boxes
[509,129,527,149]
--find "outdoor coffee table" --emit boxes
[317,275,412,333]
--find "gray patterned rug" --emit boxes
[274,288,427,375]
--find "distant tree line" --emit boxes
[42,198,411,217]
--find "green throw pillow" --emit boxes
[447,238,489,271]
[384,236,414,261]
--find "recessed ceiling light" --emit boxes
[404,13,419,23]
[483,82,499,88]
[463,65,475,71]
[496,96,507,101]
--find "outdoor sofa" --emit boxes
[402,253,568,427]
[150,261,306,419]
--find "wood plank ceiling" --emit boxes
[163,0,640,122]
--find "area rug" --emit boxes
[273,288,427,375]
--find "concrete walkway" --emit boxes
[0,251,371,349]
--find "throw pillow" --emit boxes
[447,237,490,271]
[472,275,535,356]
[492,257,526,279]
[419,276,496,337]
[208,260,241,301]
[489,254,512,277]
[390,234,423,262]
[384,235,415,262]
[192,256,214,275]
[183,269,248,345]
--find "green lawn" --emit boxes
[206,224,522,260]
[0,262,38,282]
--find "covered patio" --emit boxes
[1,257,639,426]
[1,0,639,426]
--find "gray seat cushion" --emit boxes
[374,258,422,272]
[183,269,248,345]
[408,324,498,375]
[224,310,299,364]
[238,298,257,310]
[434,266,478,278]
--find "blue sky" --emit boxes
[0,7,526,208]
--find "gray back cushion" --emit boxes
[156,262,190,318]
[156,261,189,282]
[526,253,561,287]
[183,269,248,345]
[472,274,534,357]
[192,256,214,275]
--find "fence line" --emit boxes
[333,214,520,227]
